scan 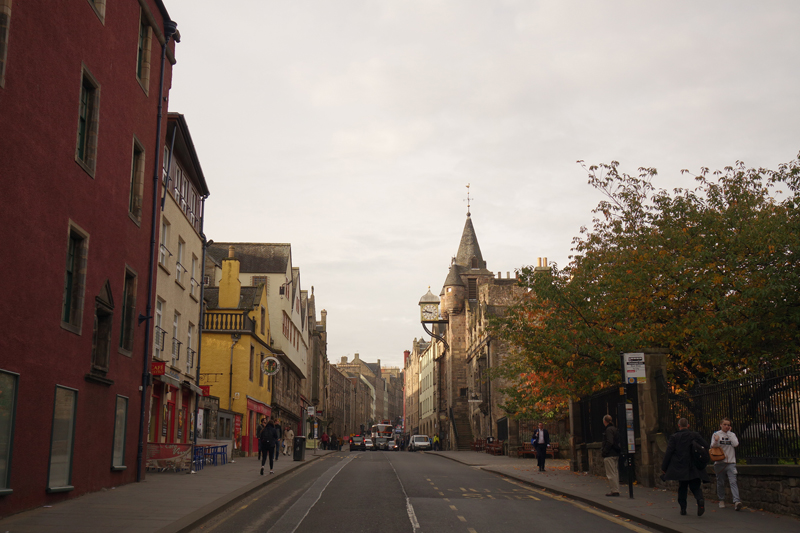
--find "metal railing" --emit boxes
[186,348,196,369]
[154,326,166,358]
[657,365,800,463]
[171,338,182,366]
[579,385,639,444]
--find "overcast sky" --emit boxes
[165,0,799,369]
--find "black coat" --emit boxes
[601,423,620,458]
[661,429,710,482]
[532,428,550,447]
[259,422,279,448]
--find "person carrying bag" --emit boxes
[710,417,742,511]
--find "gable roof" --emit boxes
[207,243,291,274]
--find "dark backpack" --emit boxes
[691,439,710,469]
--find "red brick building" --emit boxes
[0,0,179,516]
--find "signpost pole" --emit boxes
[620,353,645,499]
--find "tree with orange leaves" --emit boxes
[490,154,800,418]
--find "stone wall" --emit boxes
[650,432,800,517]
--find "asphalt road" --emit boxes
[190,450,658,533]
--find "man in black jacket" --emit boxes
[602,415,621,496]
[532,422,550,472]
[661,418,710,516]
[259,419,279,475]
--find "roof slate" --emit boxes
[207,243,291,274]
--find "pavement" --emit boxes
[430,451,800,533]
[0,448,337,533]
[1,449,798,532]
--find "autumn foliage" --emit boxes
[490,155,800,418]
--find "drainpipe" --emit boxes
[487,339,492,439]
[136,18,178,483]
[192,198,209,451]
[229,334,241,409]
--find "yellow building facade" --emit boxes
[201,247,277,455]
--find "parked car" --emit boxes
[350,436,366,451]
[364,438,374,451]
[409,435,431,451]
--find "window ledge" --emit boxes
[175,279,186,290]
[0,488,12,496]
[60,321,82,336]
[75,156,96,179]
[137,77,149,97]
[118,347,133,358]
[189,292,199,303]
[85,373,114,386]
[158,261,171,275]
[111,465,127,471]
[128,211,142,227]
[46,485,74,494]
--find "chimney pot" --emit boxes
[228,245,235,258]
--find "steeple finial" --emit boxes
[466,183,471,216]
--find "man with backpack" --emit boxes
[601,414,621,496]
[661,417,710,516]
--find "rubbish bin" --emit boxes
[293,436,306,461]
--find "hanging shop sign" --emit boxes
[261,356,281,376]
[151,361,166,376]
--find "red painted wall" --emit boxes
[0,0,175,517]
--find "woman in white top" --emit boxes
[710,418,742,510]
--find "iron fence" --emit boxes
[579,385,639,444]
[657,364,800,463]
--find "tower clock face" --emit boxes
[422,304,439,320]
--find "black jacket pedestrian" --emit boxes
[531,428,550,446]
[259,421,279,449]
[601,423,620,458]
[661,429,710,483]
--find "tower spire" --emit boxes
[466,183,471,217]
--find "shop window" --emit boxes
[0,370,18,494]
[111,395,128,470]
[47,386,78,493]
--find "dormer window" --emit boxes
[471,256,478,269]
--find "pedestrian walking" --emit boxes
[321,431,329,450]
[256,418,267,461]
[259,419,279,475]
[601,414,621,496]
[661,417,710,516]
[433,434,440,451]
[711,417,742,511]
[532,422,550,472]
[330,432,337,452]
[283,425,295,456]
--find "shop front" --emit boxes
[242,396,271,456]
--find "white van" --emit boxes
[409,435,431,451]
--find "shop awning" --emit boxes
[183,380,203,395]
[155,373,181,389]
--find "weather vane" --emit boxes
[466,183,471,216]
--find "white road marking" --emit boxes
[387,455,421,532]
[262,455,355,533]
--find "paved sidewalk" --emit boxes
[0,448,336,533]
[429,451,800,533]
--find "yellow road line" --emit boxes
[449,505,457,510]
[501,479,651,533]
[457,516,467,522]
